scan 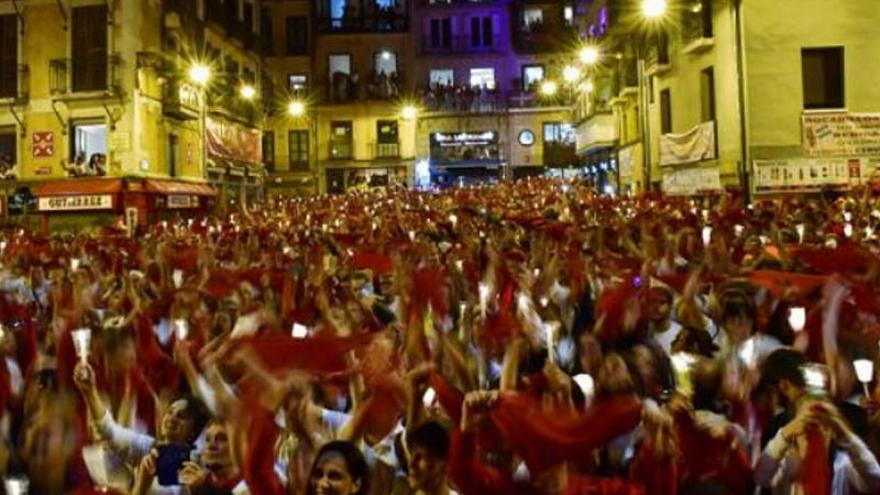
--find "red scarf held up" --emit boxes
[801,426,831,495]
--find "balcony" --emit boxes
[329,142,353,160]
[163,77,202,120]
[576,113,618,155]
[316,14,408,33]
[321,73,403,105]
[49,55,122,97]
[372,142,400,159]
[420,35,502,55]
[0,65,29,103]
[421,88,507,114]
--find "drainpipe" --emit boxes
[734,0,750,203]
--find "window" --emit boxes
[243,1,255,32]
[802,47,844,109]
[71,121,107,174]
[288,74,308,93]
[522,65,545,92]
[430,18,452,48]
[288,130,309,170]
[470,17,493,47]
[262,131,275,172]
[523,8,543,30]
[376,120,399,158]
[330,121,353,159]
[329,54,351,78]
[0,127,16,169]
[286,16,308,55]
[72,5,108,92]
[224,0,238,22]
[683,0,712,41]
[0,15,16,98]
[330,0,347,28]
[700,67,716,122]
[167,134,179,177]
[469,68,495,89]
[260,7,273,55]
[659,88,672,134]
[543,122,576,167]
[564,6,574,25]
[700,0,713,38]
[430,69,453,87]
[374,50,397,75]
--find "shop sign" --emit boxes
[38,194,113,212]
[167,194,197,209]
[659,121,716,166]
[33,131,55,158]
[431,131,497,146]
[803,112,880,157]
[753,157,864,192]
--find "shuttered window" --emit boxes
[0,15,17,98]
[72,5,108,92]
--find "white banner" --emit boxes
[659,121,716,166]
[661,167,722,195]
[803,112,880,157]
[167,195,197,209]
[38,195,114,212]
[618,144,637,178]
[753,157,864,192]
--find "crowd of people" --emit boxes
[2,178,880,494]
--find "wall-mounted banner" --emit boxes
[206,117,262,166]
[659,121,716,166]
[661,166,722,195]
[38,194,114,212]
[753,157,866,192]
[803,112,880,157]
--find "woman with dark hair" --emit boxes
[306,441,369,495]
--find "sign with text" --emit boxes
[661,166,722,195]
[659,121,716,166]
[753,157,865,192]
[38,194,114,212]
[167,194,197,209]
[32,131,55,158]
[430,131,501,163]
[803,112,880,157]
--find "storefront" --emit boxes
[32,177,215,233]
[429,131,503,187]
[325,166,409,194]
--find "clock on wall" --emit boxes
[519,130,535,146]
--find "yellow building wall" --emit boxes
[743,0,880,160]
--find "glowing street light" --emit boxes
[401,105,418,120]
[579,45,600,65]
[239,84,256,100]
[563,65,581,83]
[188,63,211,86]
[288,100,306,117]
[642,0,668,19]
[540,80,558,96]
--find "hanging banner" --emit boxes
[803,112,880,157]
[661,166,722,195]
[659,121,716,166]
[753,157,866,193]
[206,117,262,166]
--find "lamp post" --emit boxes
[637,0,667,193]
[188,63,211,187]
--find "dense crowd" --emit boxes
[2,178,880,494]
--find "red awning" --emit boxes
[144,180,216,196]
[33,179,124,197]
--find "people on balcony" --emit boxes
[63,152,107,178]
[329,70,401,103]
[420,81,500,113]
[0,154,17,180]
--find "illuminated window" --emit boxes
[522,65,544,92]
[469,68,495,89]
[430,69,454,86]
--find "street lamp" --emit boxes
[401,105,418,121]
[563,65,581,84]
[288,100,306,117]
[540,80,558,97]
[579,45,600,66]
[239,84,256,100]
[642,0,668,19]
[188,63,211,86]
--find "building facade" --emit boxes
[0,0,267,226]
[575,0,880,197]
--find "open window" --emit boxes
[68,121,108,177]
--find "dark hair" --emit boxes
[760,349,807,390]
[307,441,369,495]
[691,359,723,413]
[174,394,211,444]
[720,291,755,325]
[407,421,450,461]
